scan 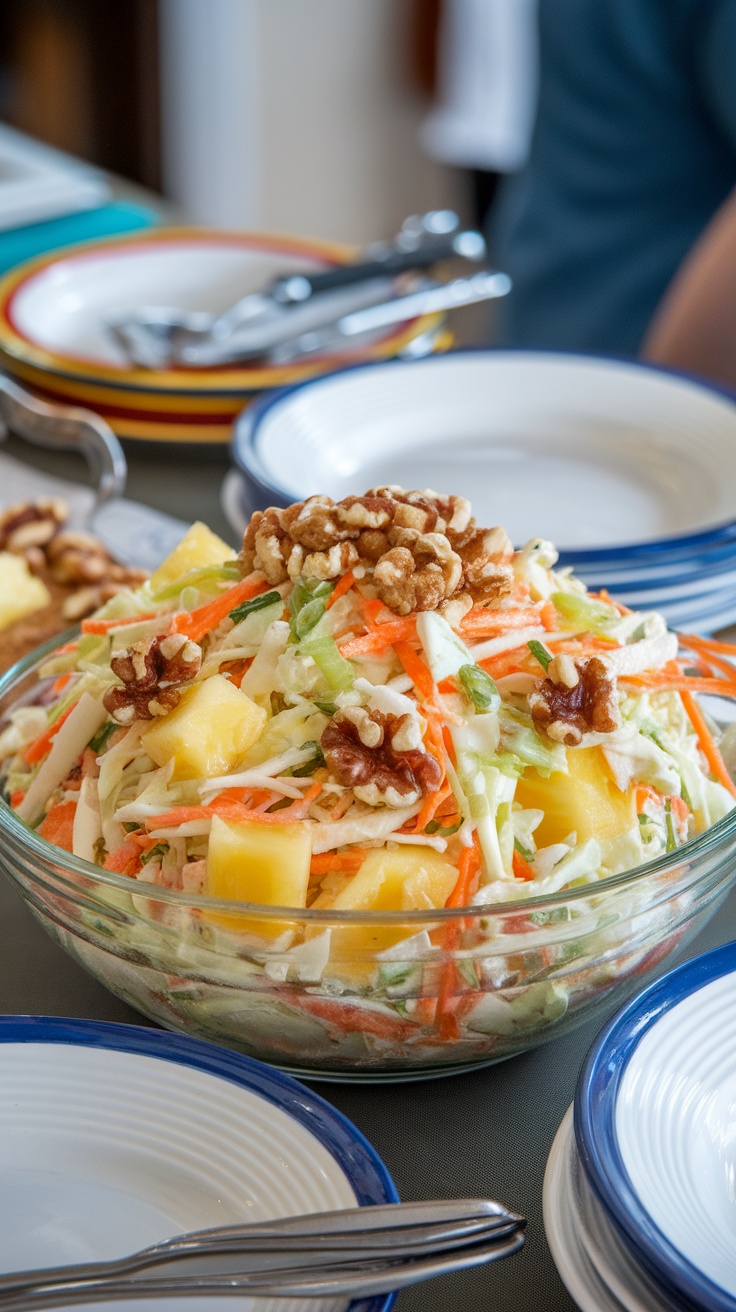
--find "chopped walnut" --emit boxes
[0,498,68,553]
[530,656,620,747]
[46,530,115,584]
[454,526,514,605]
[103,632,202,725]
[321,709,441,808]
[373,531,463,615]
[239,487,512,616]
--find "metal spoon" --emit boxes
[0,1199,525,1304]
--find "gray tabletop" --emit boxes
[2,438,736,1312]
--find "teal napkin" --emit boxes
[0,201,158,276]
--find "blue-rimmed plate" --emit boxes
[230,349,736,558]
[0,1016,398,1312]
[575,942,736,1312]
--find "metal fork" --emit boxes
[0,1199,526,1305]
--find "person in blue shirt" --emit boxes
[492,0,736,359]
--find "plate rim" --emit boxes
[0,1014,399,1312]
[230,347,736,557]
[574,941,736,1312]
[0,227,436,391]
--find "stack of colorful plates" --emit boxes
[228,350,736,633]
[0,227,445,444]
[545,942,736,1312]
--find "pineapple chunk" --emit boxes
[514,745,636,848]
[207,814,311,938]
[0,552,50,630]
[322,846,460,958]
[331,847,459,913]
[149,521,234,591]
[142,674,266,779]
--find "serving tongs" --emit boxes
[0,1199,526,1306]
[108,209,490,370]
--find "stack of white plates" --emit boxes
[544,942,736,1311]
[0,1016,398,1312]
[228,350,736,634]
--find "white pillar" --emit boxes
[158,0,260,228]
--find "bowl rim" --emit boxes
[573,940,736,1312]
[230,346,736,561]
[0,1014,398,1312]
[1,631,735,926]
[0,226,440,393]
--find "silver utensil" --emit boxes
[269,269,512,365]
[109,210,487,369]
[115,275,400,371]
[174,269,511,369]
[0,374,190,568]
[0,1199,526,1306]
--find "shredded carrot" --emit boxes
[394,642,435,700]
[547,634,619,655]
[445,834,482,909]
[24,703,77,766]
[625,673,736,696]
[669,794,689,824]
[678,632,736,657]
[37,800,77,853]
[219,658,252,689]
[208,786,274,807]
[310,850,367,876]
[325,570,356,609]
[636,784,661,813]
[52,673,72,694]
[479,646,535,680]
[147,782,323,832]
[435,836,482,1040]
[678,634,736,684]
[127,830,163,853]
[539,600,558,631]
[172,574,268,643]
[81,612,157,635]
[360,597,394,624]
[415,782,453,834]
[512,849,535,881]
[9,789,25,809]
[681,690,736,800]
[436,676,457,695]
[441,724,457,767]
[460,606,545,639]
[103,841,141,876]
[338,618,416,658]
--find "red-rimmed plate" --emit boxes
[0,227,441,410]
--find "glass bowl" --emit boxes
[3,641,736,1082]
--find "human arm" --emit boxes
[642,184,736,390]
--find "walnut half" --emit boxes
[529,656,620,747]
[321,708,441,807]
[103,633,202,725]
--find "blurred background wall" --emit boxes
[0,0,464,243]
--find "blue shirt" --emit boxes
[492,0,736,354]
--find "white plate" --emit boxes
[232,352,736,553]
[616,971,736,1300]
[544,1109,673,1312]
[0,1017,397,1312]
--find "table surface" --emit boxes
[3,438,736,1312]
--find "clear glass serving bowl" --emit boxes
[2,643,736,1082]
